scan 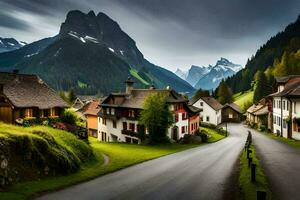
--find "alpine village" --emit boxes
[1,4,300,200]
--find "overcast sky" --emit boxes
[0,0,300,71]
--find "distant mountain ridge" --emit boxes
[0,37,26,53]
[0,10,194,95]
[175,57,242,90]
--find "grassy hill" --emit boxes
[233,90,254,112]
[0,123,93,187]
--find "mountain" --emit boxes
[175,58,242,90]
[175,68,187,80]
[225,15,300,94]
[0,10,194,95]
[0,37,26,53]
[195,58,242,90]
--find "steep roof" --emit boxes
[253,106,268,116]
[101,89,188,109]
[80,100,101,116]
[275,75,300,84]
[0,72,68,109]
[198,96,223,111]
[270,78,300,98]
[223,103,243,114]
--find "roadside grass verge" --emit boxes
[262,131,300,148]
[239,144,271,200]
[200,127,226,143]
[1,138,200,200]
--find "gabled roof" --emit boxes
[101,89,188,109]
[0,72,68,109]
[253,106,268,116]
[80,100,101,116]
[275,75,300,84]
[270,77,300,98]
[192,96,223,111]
[223,103,243,114]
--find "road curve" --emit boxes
[37,123,247,200]
[231,124,300,200]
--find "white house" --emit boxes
[269,75,300,139]
[191,96,223,126]
[97,78,201,143]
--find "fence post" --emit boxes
[257,191,266,200]
[251,163,256,182]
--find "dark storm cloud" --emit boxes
[0,0,300,70]
[0,12,30,30]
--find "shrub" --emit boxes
[179,134,202,144]
[60,110,79,125]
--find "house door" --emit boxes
[0,106,12,123]
[172,127,179,141]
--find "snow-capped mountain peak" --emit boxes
[175,57,243,90]
[0,37,27,53]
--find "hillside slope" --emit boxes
[0,123,93,187]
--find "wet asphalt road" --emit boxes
[233,125,300,200]
[37,123,247,200]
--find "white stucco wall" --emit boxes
[97,117,140,143]
[193,98,221,126]
[272,97,289,138]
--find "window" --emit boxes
[287,101,289,111]
[128,110,135,118]
[279,117,281,126]
[273,100,275,108]
[102,118,106,125]
[181,126,185,133]
[129,123,135,132]
[191,123,194,130]
[111,108,115,115]
[113,120,117,128]
[182,112,187,120]
[175,114,179,122]
[106,108,110,115]
[283,120,287,128]
[283,101,285,110]
[206,116,210,122]
[200,102,203,106]
[123,122,127,130]
[273,116,276,124]
[24,108,33,118]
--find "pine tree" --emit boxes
[253,71,269,103]
[192,89,210,101]
[217,80,233,105]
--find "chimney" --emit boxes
[125,77,134,94]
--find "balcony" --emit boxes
[121,129,139,137]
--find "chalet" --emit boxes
[98,78,201,143]
[269,75,300,139]
[221,103,243,123]
[77,100,101,137]
[191,96,223,126]
[0,72,68,123]
[73,95,98,110]
[246,98,269,128]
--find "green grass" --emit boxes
[233,90,254,112]
[262,131,300,148]
[1,137,200,200]
[129,67,150,85]
[239,144,271,200]
[200,127,226,143]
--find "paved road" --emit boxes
[230,124,300,200]
[37,123,247,200]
